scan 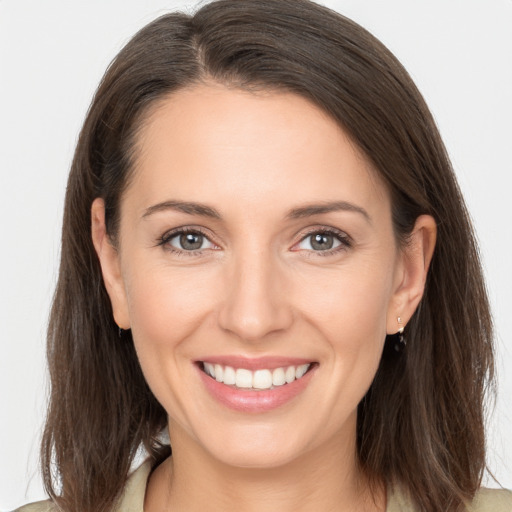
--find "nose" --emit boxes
[217,247,293,342]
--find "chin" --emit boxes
[204,435,309,470]
[184,412,332,471]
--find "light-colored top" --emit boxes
[15,460,512,512]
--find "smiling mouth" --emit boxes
[200,362,316,391]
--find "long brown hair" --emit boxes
[42,1,495,511]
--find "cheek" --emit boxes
[127,268,215,349]
[295,257,395,343]
[293,256,394,396]
[122,263,221,419]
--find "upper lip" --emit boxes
[196,355,316,371]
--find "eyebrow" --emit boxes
[142,199,371,223]
[285,201,371,223]
[142,200,222,219]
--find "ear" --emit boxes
[91,198,131,329]
[386,214,437,334]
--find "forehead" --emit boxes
[127,83,389,218]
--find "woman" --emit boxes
[16,0,512,511]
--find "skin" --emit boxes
[92,83,436,512]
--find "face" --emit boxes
[94,83,429,470]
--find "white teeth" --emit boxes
[235,368,253,388]
[253,369,273,389]
[296,364,309,379]
[285,366,296,383]
[204,362,215,377]
[272,367,286,386]
[223,365,236,385]
[203,362,312,389]
[214,364,223,382]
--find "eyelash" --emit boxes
[156,226,352,257]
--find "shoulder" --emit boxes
[14,502,56,512]
[388,486,512,512]
[468,488,512,511]
[14,459,153,512]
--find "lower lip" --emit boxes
[197,364,317,413]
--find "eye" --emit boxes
[161,229,216,252]
[295,229,350,253]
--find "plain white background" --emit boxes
[1,0,511,509]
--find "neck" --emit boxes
[145,420,385,512]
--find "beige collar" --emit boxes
[114,460,152,512]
